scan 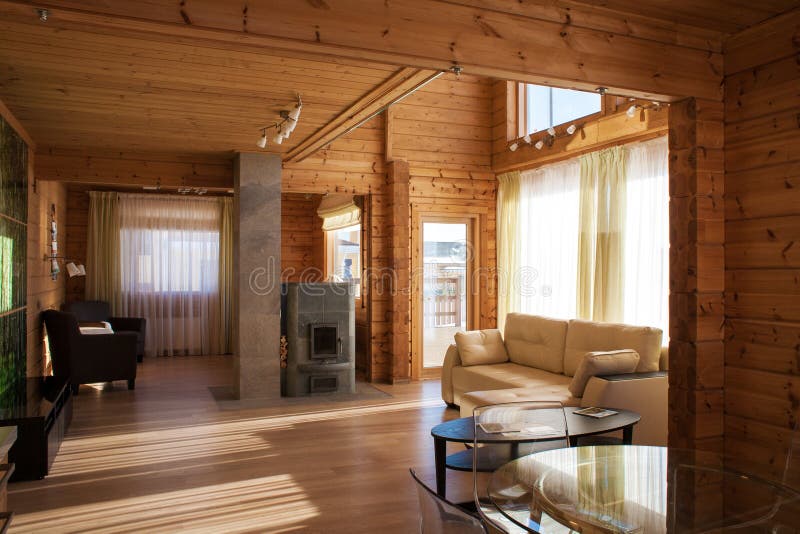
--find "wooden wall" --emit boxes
[723,10,800,486]
[27,174,67,377]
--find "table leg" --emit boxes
[434,437,446,498]
[623,425,633,445]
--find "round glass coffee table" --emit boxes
[430,407,639,498]
[488,445,800,533]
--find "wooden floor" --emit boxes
[8,356,469,533]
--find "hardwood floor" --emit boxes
[8,356,467,533]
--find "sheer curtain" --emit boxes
[623,136,669,336]
[577,146,626,322]
[86,191,122,312]
[118,195,221,356]
[517,159,581,320]
[496,171,521,331]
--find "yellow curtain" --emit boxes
[496,171,521,331]
[86,191,121,313]
[217,197,234,354]
[577,146,626,322]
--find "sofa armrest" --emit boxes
[581,371,667,446]
[109,316,146,333]
[440,344,462,405]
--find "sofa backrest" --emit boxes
[503,313,568,374]
[563,319,663,376]
[65,300,111,322]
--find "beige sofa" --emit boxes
[441,313,668,445]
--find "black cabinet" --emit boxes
[0,377,72,481]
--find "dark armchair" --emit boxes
[64,301,146,362]
[43,310,138,394]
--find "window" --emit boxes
[512,137,668,338]
[327,224,361,297]
[520,83,602,137]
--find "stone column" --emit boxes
[233,152,282,399]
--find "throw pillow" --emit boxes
[568,349,640,397]
[454,329,509,366]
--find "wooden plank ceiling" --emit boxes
[0,15,403,156]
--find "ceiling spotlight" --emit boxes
[256,129,268,149]
[626,105,638,118]
[534,140,544,150]
[288,99,302,121]
[509,142,519,152]
[523,134,532,144]
[37,8,48,22]
[596,87,608,95]
[566,124,577,135]
[547,126,556,136]
[272,127,284,145]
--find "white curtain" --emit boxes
[623,136,669,336]
[517,159,581,320]
[118,194,221,356]
[509,136,668,337]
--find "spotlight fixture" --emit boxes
[523,134,532,144]
[566,124,577,135]
[256,129,268,148]
[256,95,303,149]
[37,8,48,22]
[547,126,556,136]
[534,140,544,150]
[625,101,663,119]
[596,87,608,95]
[508,142,519,152]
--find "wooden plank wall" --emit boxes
[395,73,498,330]
[723,9,800,489]
[27,176,67,377]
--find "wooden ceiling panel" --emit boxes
[0,15,402,156]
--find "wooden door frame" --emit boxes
[411,203,487,380]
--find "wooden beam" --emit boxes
[0,0,722,101]
[35,148,233,191]
[387,159,411,383]
[285,68,439,163]
[0,96,34,148]
[493,105,669,172]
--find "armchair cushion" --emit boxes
[568,349,640,397]
[454,329,508,366]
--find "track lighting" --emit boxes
[626,105,637,118]
[625,101,663,119]
[509,142,519,152]
[547,126,556,136]
[534,140,544,150]
[256,95,303,149]
[256,129,268,148]
[523,134,532,144]
[566,124,577,135]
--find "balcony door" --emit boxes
[411,210,481,379]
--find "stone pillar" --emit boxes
[233,153,282,399]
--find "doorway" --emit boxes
[412,209,483,379]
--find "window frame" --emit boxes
[516,82,607,139]
[324,223,362,299]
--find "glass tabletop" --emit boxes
[486,445,800,533]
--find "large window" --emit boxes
[327,224,361,297]
[512,137,669,337]
[520,83,602,137]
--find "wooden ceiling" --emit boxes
[0,16,401,156]
[566,0,799,35]
[0,0,794,161]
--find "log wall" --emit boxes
[723,10,800,489]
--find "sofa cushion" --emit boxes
[451,362,572,401]
[459,387,581,418]
[563,319,662,376]
[454,329,508,366]
[504,313,568,373]
[568,349,640,397]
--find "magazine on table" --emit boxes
[574,407,618,418]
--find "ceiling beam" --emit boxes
[0,0,723,101]
[284,67,440,163]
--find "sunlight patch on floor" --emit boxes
[11,474,319,533]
